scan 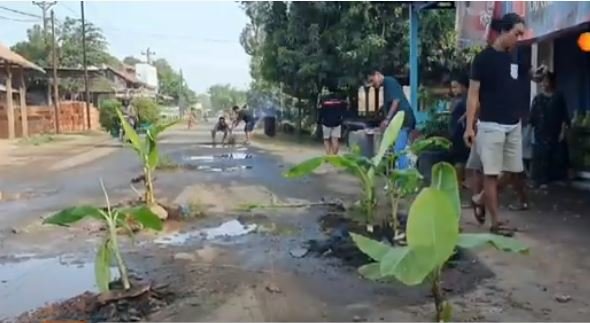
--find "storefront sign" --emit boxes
[455,1,496,48]
[457,1,590,47]
[522,1,590,40]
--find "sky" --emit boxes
[0,1,251,93]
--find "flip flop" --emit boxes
[490,224,515,237]
[508,203,529,211]
[471,197,486,225]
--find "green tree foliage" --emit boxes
[99,99,122,134]
[153,58,196,106]
[123,56,142,66]
[59,17,118,68]
[240,2,478,112]
[132,97,160,125]
[207,84,246,111]
[12,18,121,69]
[11,25,49,67]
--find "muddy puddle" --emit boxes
[0,255,116,320]
[155,219,257,245]
[186,152,252,161]
[154,214,299,247]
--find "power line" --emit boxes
[0,6,43,18]
[59,2,79,17]
[0,14,40,22]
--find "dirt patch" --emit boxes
[14,282,174,323]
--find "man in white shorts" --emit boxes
[319,93,346,155]
[464,13,528,236]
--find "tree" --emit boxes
[11,24,49,67]
[12,17,121,69]
[123,56,142,66]
[153,58,196,107]
[207,84,246,111]
[59,17,116,68]
[240,3,472,113]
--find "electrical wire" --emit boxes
[0,14,40,23]
[0,6,42,19]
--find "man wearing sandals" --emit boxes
[464,13,532,236]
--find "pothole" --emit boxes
[185,153,253,162]
[154,219,257,245]
[0,188,58,203]
[0,256,117,320]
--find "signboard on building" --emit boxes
[521,1,590,41]
[135,63,158,90]
[457,1,590,47]
[455,1,496,48]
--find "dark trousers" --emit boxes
[532,140,569,184]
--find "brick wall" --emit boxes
[0,101,100,139]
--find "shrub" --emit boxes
[133,97,160,125]
[99,99,122,134]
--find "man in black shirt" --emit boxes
[464,13,530,236]
[319,93,346,155]
[232,105,255,144]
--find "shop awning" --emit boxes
[457,1,590,47]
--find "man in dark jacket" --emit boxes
[319,93,347,155]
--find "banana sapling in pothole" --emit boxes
[116,109,177,216]
[44,179,163,293]
[352,163,528,322]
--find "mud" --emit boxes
[13,281,174,323]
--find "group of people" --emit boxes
[318,13,571,237]
[447,13,570,236]
[210,105,255,146]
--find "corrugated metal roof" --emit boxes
[0,42,45,73]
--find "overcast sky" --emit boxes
[0,1,251,93]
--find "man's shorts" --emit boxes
[212,124,228,133]
[475,122,524,175]
[244,121,255,132]
[466,142,482,171]
[322,125,341,140]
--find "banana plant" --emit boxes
[43,180,163,292]
[285,112,406,226]
[352,162,528,322]
[116,109,177,205]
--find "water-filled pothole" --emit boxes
[154,220,257,245]
[186,153,252,162]
[0,256,117,320]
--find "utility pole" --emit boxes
[81,1,91,130]
[32,1,56,43]
[141,47,156,64]
[178,69,184,115]
[51,9,60,134]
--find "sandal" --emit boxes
[508,203,529,211]
[471,197,486,225]
[490,224,515,237]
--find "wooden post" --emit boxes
[5,64,15,139]
[19,67,28,138]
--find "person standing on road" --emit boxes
[368,69,416,169]
[449,73,471,186]
[232,105,255,144]
[529,71,570,187]
[464,13,531,236]
[319,92,347,155]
